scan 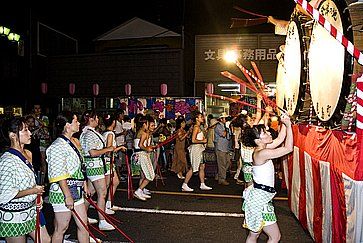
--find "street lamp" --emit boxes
[7,32,20,42]
[224,49,238,63]
[0,26,11,36]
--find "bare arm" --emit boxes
[267,16,289,28]
[253,95,263,125]
[254,116,293,164]
[15,186,44,199]
[89,146,114,157]
[266,123,286,149]
[58,179,74,209]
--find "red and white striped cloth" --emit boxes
[283,125,363,243]
[293,0,363,65]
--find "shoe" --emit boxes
[218,180,230,186]
[89,204,95,209]
[200,184,212,190]
[236,179,244,185]
[142,192,151,199]
[143,188,151,195]
[98,220,115,231]
[177,174,185,179]
[181,183,194,192]
[90,237,102,243]
[111,205,122,211]
[88,217,98,224]
[105,208,115,215]
[134,189,146,201]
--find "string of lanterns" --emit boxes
[0,25,21,42]
[40,83,169,96]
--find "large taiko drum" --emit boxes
[283,14,311,117]
[308,0,354,122]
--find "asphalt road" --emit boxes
[42,173,313,243]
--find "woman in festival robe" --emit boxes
[80,110,115,231]
[46,111,91,242]
[0,117,50,242]
[102,114,126,213]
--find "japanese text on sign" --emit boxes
[204,48,277,61]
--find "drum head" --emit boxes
[308,0,353,122]
[284,20,306,116]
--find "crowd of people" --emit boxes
[0,100,292,242]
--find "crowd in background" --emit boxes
[0,99,288,242]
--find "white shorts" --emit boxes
[52,198,85,213]
[88,174,105,182]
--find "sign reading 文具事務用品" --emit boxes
[195,34,285,84]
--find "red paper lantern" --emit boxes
[92,83,99,96]
[69,83,75,95]
[240,83,246,94]
[41,82,48,94]
[125,83,131,96]
[206,83,214,94]
[161,83,167,96]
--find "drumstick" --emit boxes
[221,71,263,96]
[235,60,271,93]
[293,0,363,65]
[220,71,279,111]
[206,93,274,115]
[234,60,282,110]
[233,6,268,18]
[251,61,264,84]
[230,17,268,28]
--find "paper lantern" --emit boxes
[92,83,99,96]
[206,83,214,94]
[240,83,246,94]
[41,82,48,94]
[69,83,75,95]
[125,83,131,96]
[161,83,167,96]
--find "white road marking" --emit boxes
[117,188,288,201]
[119,207,244,218]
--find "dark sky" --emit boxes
[1,1,295,50]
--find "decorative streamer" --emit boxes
[293,0,363,65]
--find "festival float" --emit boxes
[210,0,363,242]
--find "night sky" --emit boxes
[1,0,295,52]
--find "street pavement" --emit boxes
[42,173,313,243]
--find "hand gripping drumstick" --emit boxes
[35,195,41,243]
[35,171,45,243]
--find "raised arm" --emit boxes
[266,123,286,149]
[255,115,293,163]
[253,94,263,125]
